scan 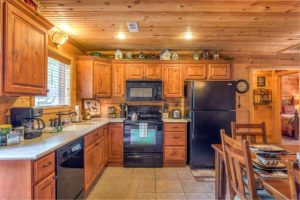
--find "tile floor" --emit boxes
[87,167,215,200]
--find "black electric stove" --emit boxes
[123,105,163,167]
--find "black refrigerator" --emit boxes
[184,81,236,168]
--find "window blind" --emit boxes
[35,53,71,107]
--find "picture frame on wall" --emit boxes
[257,76,266,87]
[83,99,101,117]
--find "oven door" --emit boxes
[126,81,162,101]
[124,123,163,153]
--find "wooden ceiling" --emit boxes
[40,0,300,53]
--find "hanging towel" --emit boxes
[139,123,148,138]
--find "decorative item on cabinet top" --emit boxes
[115,49,123,60]
[171,53,179,60]
[160,49,171,60]
[193,52,200,60]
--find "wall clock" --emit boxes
[236,79,249,94]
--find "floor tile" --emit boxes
[180,180,215,193]
[156,180,183,193]
[185,193,215,200]
[156,193,186,200]
[176,168,194,180]
[155,168,179,180]
[136,193,156,200]
[133,168,155,180]
[138,179,156,193]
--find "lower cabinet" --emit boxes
[34,173,56,200]
[107,123,124,165]
[163,123,187,166]
[84,127,106,191]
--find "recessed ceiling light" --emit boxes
[117,32,126,40]
[183,32,193,40]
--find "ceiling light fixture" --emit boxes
[183,32,193,40]
[51,31,68,48]
[117,32,126,40]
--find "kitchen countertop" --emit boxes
[0,118,124,161]
[162,118,189,123]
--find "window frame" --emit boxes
[32,47,74,114]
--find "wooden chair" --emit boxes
[287,161,300,200]
[220,130,274,200]
[231,121,267,144]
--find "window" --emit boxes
[35,52,71,107]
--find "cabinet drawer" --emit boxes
[34,152,55,184]
[164,123,186,132]
[164,147,186,162]
[85,128,103,148]
[164,132,186,146]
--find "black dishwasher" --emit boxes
[56,138,84,199]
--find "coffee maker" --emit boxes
[10,107,46,139]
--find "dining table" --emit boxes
[212,144,300,200]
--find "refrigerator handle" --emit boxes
[191,111,195,139]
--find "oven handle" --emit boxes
[124,122,163,126]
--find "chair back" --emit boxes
[231,121,267,144]
[287,161,300,200]
[221,129,258,200]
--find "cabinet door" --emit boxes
[93,61,111,97]
[94,138,103,174]
[34,173,55,200]
[208,64,231,80]
[125,64,144,80]
[108,123,124,163]
[162,65,183,98]
[4,1,49,95]
[84,144,95,191]
[112,64,125,96]
[184,64,207,80]
[144,64,162,80]
[104,126,108,164]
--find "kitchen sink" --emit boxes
[62,124,91,132]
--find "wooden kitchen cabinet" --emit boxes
[162,64,183,98]
[84,127,106,191]
[183,64,207,80]
[163,123,187,166]
[104,125,109,163]
[2,0,52,96]
[93,61,111,97]
[125,63,162,80]
[34,173,56,200]
[108,123,124,165]
[77,57,112,98]
[112,64,125,96]
[208,63,231,80]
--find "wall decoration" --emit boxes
[202,49,209,59]
[213,51,220,60]
[257,76,266,87]
[236,79,249,94]
[126,52,133,59]
[138,52,146,59]
[151,53,158,60]
[160,49,171,60]
[83,99,101,117]
[171,53,179,60]
[114,49,123,59]
[193,52,200,60]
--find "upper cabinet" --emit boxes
[183,64,207,80]
[125,63,162,80]
[77,57,112,98]
[112,64,125,96]
[208,63,231,80]
[2,0,52,96]
[162,64,183,98]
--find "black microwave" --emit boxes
[126,81,162,101]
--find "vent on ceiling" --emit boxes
[127,21,139,32]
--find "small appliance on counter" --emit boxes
[10,107,46,139]
[119,103,128,118]
[162,104,169,119]
[171,109,182,119]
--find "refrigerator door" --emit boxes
[184,81,193,119]
[193,81,236,111]
[189,110,235,168]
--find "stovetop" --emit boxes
[124,105,162,125]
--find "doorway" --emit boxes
[279,71,300,144]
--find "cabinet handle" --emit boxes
[172,126,179,128]
[42,161,52,168]
[173,136,181,139]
